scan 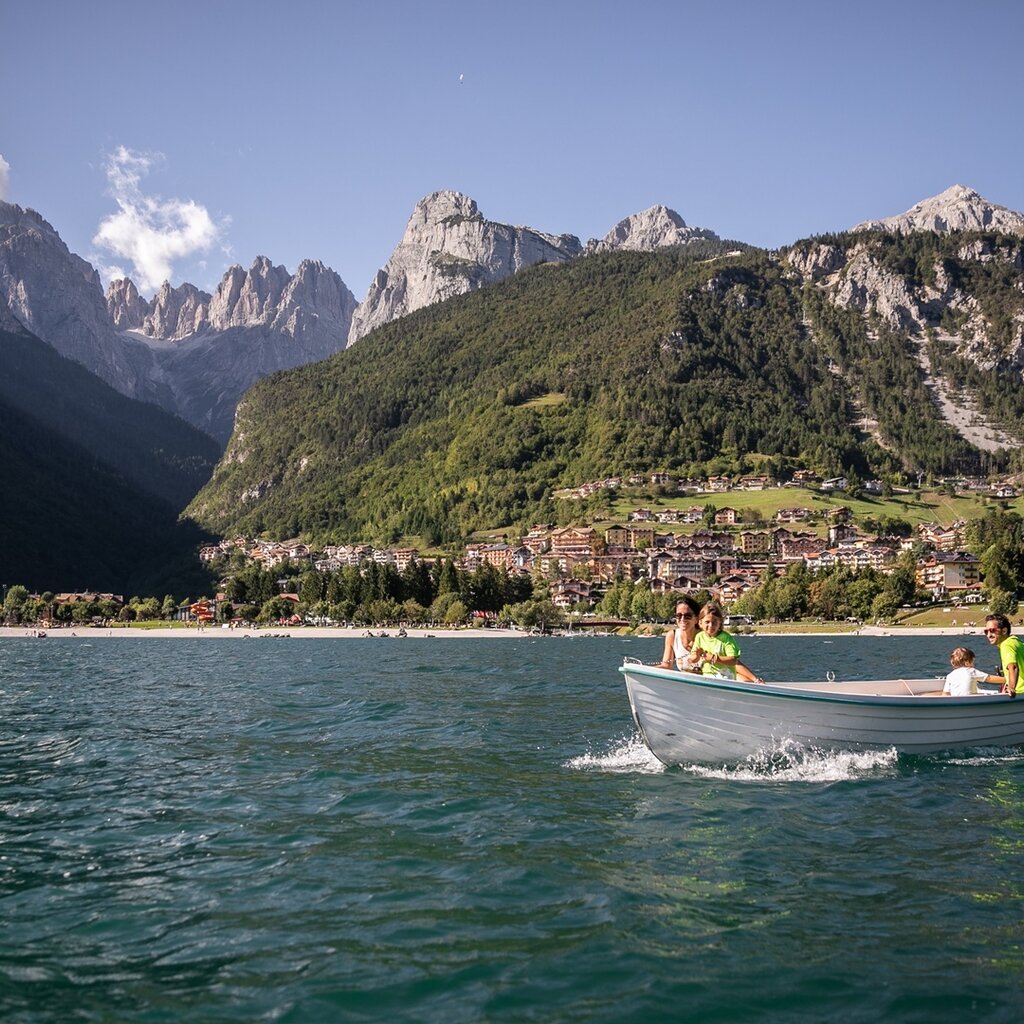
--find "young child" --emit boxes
[942,647,999,696]
[686,602,741,679]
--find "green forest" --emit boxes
[188,231,1024,550]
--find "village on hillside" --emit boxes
[188,472,1001,619]
[8,471,1015,629]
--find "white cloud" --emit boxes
[0,154,10,199]
[92,146,229,293]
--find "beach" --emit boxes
[0,624,527,639]
[0,624,988,639]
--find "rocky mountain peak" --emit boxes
[348,192,582,343]
[412,190,483,225]
[207,257,291,328]
[853,184,1024,234]
[1,200,153,397]
[148,281,212,339]
[106,277,148,329]
[587,204,720,252]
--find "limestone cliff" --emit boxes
[348,191,582,343]
[853,184,1024,235]
[788,232,1024,452]
[105,257,358,440]
[587,204,720,252]
[3,198,357,443]
[1,202,156,398]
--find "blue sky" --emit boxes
[3,0,1023,299]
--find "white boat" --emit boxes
[619,658,1024,765]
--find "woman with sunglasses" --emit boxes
[657,596,701,670]
[657,597,764,682]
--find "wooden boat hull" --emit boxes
[619,662,1024,765]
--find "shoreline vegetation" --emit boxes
[0,623,989,640]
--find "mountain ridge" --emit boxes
[185,228,1024,545]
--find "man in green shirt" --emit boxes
[983,613,1024,698]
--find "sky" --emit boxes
[2,0,1023,300]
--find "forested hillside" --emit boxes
[188,235,1024,547]
[0,397,213,594]
[0,322,220,508]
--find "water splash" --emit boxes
[944,749,1024,767]
[685,741,900,783]
[566,734,665,774]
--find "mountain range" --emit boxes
[1,192,729,443]
[188,226,1024,546]
[2,182,1024,588]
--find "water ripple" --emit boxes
[1,635,1022,1023]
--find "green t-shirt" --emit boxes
[691,630,741,678]
[998,635,1024,694]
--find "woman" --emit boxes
[657,596,701,670]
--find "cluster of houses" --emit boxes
[199,506,986,613]
[557,471,1018,501]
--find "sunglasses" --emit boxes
[676,612,694,620]
[983,627,1001,635]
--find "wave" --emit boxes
[685,741,900,783]
[565,733,666,774]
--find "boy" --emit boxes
[943,647,1000,696]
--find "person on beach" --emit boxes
[657,596,701,670]
[983,614,1024,698]
[941,647,1000,696]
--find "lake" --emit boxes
[1,634,1021,1022]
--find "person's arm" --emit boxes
[1006,661,1019,697]
[657,630,675,668]
[685,634,705,671]
[703,634,740,668]
[975,667,1002,687]
[735,661,764,683]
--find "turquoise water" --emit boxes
[1,635,1022,1023]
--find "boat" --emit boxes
[619,657,1024,765]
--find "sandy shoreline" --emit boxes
[0,624,991,640]
[0,625,526,640]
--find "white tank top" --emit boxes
[672,629,692,669]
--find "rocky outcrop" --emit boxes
[144,281,211,339]
[110,256,357,345]
[790,234,1024,341]
[208,257,356,336]
[348,191,582,343]
[587,204,719,252]
[1,201,156,398]
[105,257,358,440]
[3,200,357,443]
[853,184,1024,235]
[106,277,148,329]
[830,246,926,332]
[786,243,847,280]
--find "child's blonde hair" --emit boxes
[950,647,975,668]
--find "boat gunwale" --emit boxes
[618,661,1015,709]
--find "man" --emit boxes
[983,613,1024,698]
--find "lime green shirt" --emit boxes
[998,635,1024,694]
[691,630,741,678]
